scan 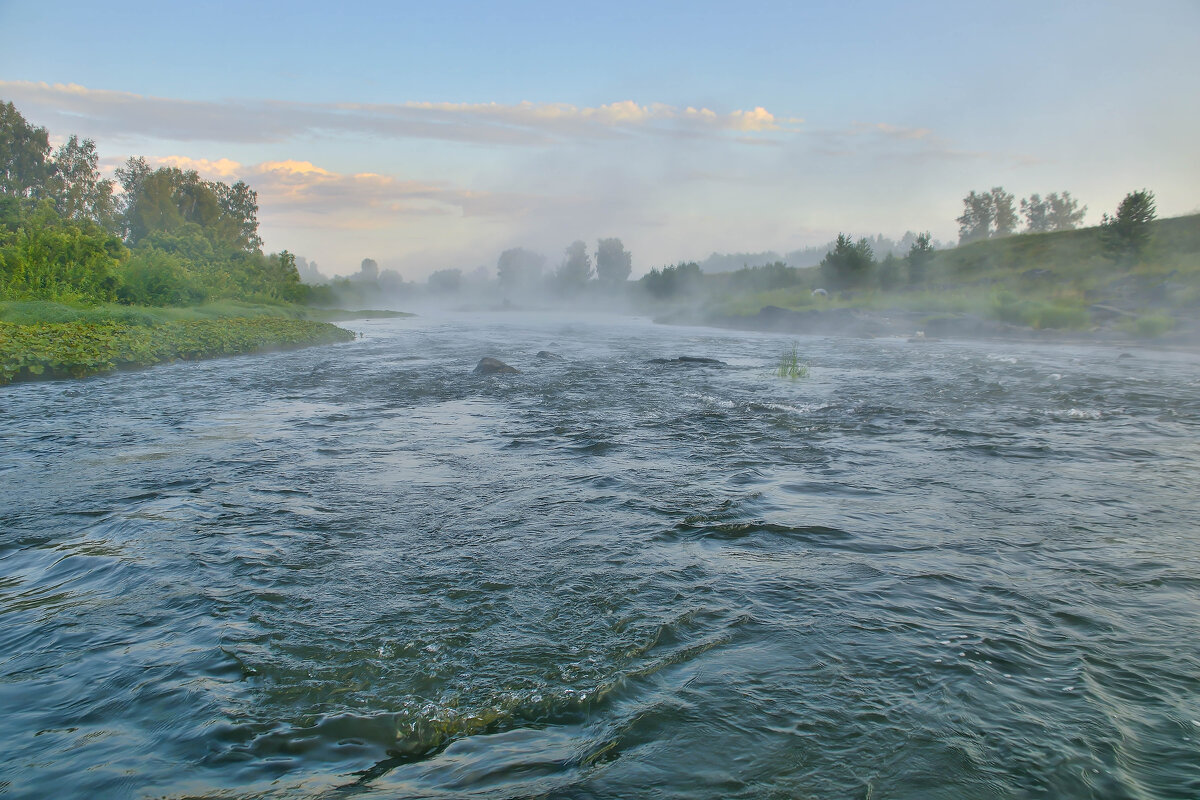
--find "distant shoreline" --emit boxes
[658,305,1200,353]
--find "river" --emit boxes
[2,312,1199,799]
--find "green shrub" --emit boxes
[0,204,126,303]
[117,247,209,306]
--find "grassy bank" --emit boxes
[0,316,356,385]
[0,300,419,386]
[0,299,412,326]
[688,214,1200,338]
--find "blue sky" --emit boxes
[2,0,1197,276]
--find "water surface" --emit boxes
[2,313,1199,798]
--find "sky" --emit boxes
[1,0,1198,278]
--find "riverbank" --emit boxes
[0,316,359,385]
[656,304,1199,350]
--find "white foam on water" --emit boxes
[756,401,833,415]
[684,392,736,409]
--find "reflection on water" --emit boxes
[2,312,1199,799]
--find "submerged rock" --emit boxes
[473,357,520,375]
[647,356,727,366]
[536,350,565,361]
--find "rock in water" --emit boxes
[536,350,565,361]
[647,356,726,366]
[474,357,520,375]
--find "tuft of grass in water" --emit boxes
[776,343,809,379]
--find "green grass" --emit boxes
[0,300,418,385]
[0,300,413,326]
[1119,313,1177,338]
[988,290,1092,329]
[707,287,816,317]
[0,317,356,385]
[776,343,809,379]
[302,308,414,321]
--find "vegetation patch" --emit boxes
[710,287,815,317]
[776,343,809,379]
[0,317,354,385]
[1120,314,1176,339]
[303,308,414,322]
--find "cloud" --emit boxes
[727,107,780,132]
[850,121,934,140]
[257,159,334,177]
[153,155,242,177]
[247,158,534,229]
[116,153,529,230]
[798,120,994,163]
[0,80,796,146]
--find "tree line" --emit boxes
[638,186,1158,299]
[956,187,1086,243]
[0,99,306,306]
[494,238,632,292]
[956,184,1156,263]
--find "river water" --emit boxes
[2,312,1199,799]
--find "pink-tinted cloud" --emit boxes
[0,80,796,146]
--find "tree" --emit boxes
[47,135,115,227]
[358,258,379,281]
[640,262,701,299]
[1100,190,1156,264]
[1022,191,1086,233]
[877,252,902,290]
[122,166,260,254]
[991,187,1017,237]
[1021,194,1050,233]
[956,186,1015,243]
[956,190,993,243]
[115,156,151,239]
[496,247,546,288]
[819,234,874,289]
[126,167,224,246]
[428,268,462,293]
[595,237,632,285]
[0,100,52,199]
[1046,191,1086,231]
[906,231,935,285]
[214,180,262,252]
[555,240,593,290]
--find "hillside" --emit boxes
[677,214,1200,343]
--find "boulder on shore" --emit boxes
[474,357,520,375]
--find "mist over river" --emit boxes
[2,312,1199,799]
